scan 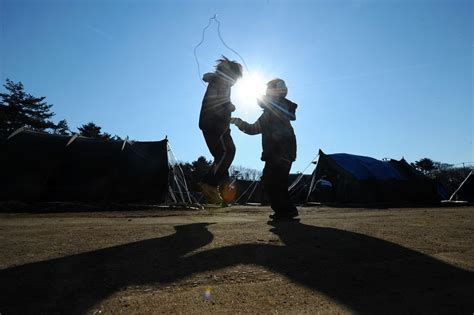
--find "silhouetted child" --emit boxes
[199,56,243,204]
[231,78,298,220]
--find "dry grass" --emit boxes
[0,205,473,314]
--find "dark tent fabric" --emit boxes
[288,174,313,203]
[234,174,312,205]
[0,130,169,202]
[234,179,266,204]
[310,150,443,205]
[451,171,474,202]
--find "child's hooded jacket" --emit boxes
[199,72,236,132]
[233,96,297,163]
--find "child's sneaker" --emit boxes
[269,210,299,221]
[198,182,223,204]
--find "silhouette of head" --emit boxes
[215,56,243,85]
[266,78,288,98]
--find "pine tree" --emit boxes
[52,119,70,135]
[77,122,112,140]
[412,158,436,175]
[0,79,56,132]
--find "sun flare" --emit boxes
[232,71,267,112]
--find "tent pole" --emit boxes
[234,180,257,204]
[288,172,305,192]
[66,133,80,147]
[288,152,320,192]
[306,169,317,203]
[166,141,194,205]
[7,126,27,140]
[175,164,193,204]
[168,186,178,204]
[173,175,186,203]
[449,170,473,201]
[245,180,259,204]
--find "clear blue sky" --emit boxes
[1,0,472,173]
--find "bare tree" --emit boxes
[230,165,262,181]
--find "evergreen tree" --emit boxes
[0,79,56,132]
[192,156,212,177]
[412,158,436,175]
[52,119,70,135]
[77,122,112,140]
[176,156,212,191]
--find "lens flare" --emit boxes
[233,71,267,111]
[204,288,212,300]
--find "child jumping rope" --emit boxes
[198,56,243,204]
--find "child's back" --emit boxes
[197,56,243,204]
[199,72,235,132]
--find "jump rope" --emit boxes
[193,14,249,86]
[193,15,318,185]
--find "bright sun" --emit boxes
[232,71,267,112]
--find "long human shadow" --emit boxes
[0,221,473,314]
[187,221,474,314]
[0,223,214,314]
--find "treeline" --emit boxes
[177,156,473,196]
[176,156,262,192]
[411,158,473,194]
[0,79,119,140]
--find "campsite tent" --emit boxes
[233,174,313,205]
[0,129,169,202]
[309,150,444,205]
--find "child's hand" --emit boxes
[230,117,244,129]
[230,117,244,127]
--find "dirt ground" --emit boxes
[0,205,473,314]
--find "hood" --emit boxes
[258,96,297,121]
[285,99,297,121]
[202,72,216,83]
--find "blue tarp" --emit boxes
[330,153,407,181]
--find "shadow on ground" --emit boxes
[0,221,472,314]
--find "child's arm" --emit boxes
[230,117,262,135]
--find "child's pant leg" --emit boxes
[263,160,297,214]
[202,129,236,186]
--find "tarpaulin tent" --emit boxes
[309,150,443,205]
[0,129,169,202]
